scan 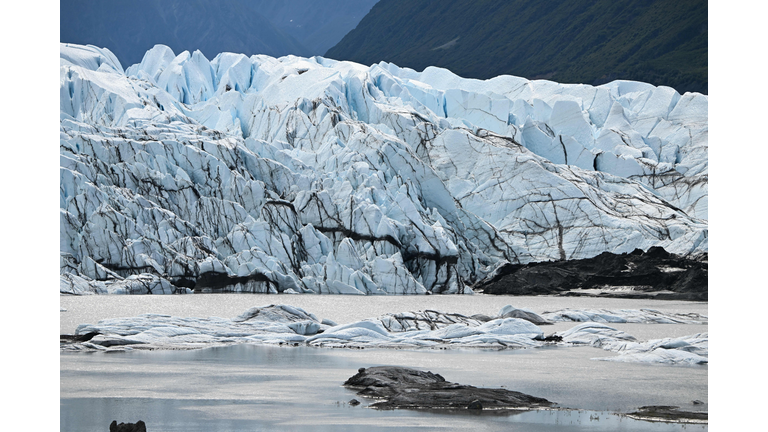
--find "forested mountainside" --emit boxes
[326,0,707,94]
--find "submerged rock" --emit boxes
[627,406,708,423]
[109,420,146,432]
[343,366,553,410]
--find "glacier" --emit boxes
[60,43,707,295]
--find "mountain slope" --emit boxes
[325,0,707,94]
[61,0,311,67]
[60,0,379,68]
[252,0,380,55]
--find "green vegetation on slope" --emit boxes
[325,0,707,94]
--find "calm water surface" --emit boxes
[60,294,707,431]
[61,344,707,431]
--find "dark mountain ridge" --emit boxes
[326,0,707,94]
[60,0,378,67]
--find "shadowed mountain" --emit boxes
[325,0,707,94]
[60,0,378,67]
[252,0,379,55]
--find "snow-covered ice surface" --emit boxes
[60,43,707,295]
[62,303,707,365]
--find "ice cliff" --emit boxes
[60,43,708,295]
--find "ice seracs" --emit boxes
[60,43,707,294]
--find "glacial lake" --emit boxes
[60,294,707,431]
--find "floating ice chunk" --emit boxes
[476,318,543,338]
[597,348,708,365]
[596,333,708,365]
[233,304,320,324]
[287,320,322,335]
[306,320,392,344]
[62,304,704,361]
[542,309,707,324]
[377,310,483,332]
[556,322,637,348]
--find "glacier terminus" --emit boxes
[59,43,707,296]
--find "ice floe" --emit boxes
[595,333,708,365]
[541,308,707,324]
[555,322,707,365]
[61,304,707,364]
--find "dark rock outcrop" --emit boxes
[627,406,708,423]
[344,366,553,410]
[499,308,553,325]
[60,332,100,342]
[475,247,707,301]
[109,420,147,432]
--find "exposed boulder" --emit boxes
[109,420,146,432]
[498,305,552,325]
[343,366,553,410]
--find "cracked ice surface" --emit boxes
[60,44,707,294]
